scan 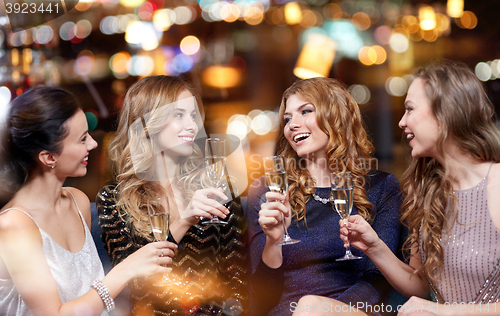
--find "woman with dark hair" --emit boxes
[0,86,177,316]
[295,61,500,315]
[246,77,403,316]
[97,75,248,315]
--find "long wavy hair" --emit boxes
[400,60,500,283]
[276,77,375,224]
[109,76,208,240]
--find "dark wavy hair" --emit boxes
[0,86,80,205]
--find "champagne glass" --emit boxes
[204,138,228,225]
[331,171,362,261]
[263,155,300,246]
[147,196,171,274]
[147,196,170,243]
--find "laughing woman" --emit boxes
[0,87,176,316]
[298,61,500,316]
[97,76,248,315]
[246,77,404,316]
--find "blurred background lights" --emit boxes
[125,21,160,51]
[75,55,94,76]
[110,52,131,75]
[419,6,437,31]
[100,16,118,35]
[284,2,302,25]
[137,2,154,20]
[447,0,464,18]
[294,33,336,79]
[374,25,392,45]
[227,114,252,139]
[265,111,279,132]
[385,77,408,97]
[9,30,27,47]
[180,36,201,56]
[348,84,371,104]
[75,20,92,39]
[119,0,143,8]
[128,55,155,76]
[456,11,477,29]
[251,113,272,135]
[490,60,500,79]
[75,0,92,11]
[153,9,174,31]
[475,62,491,82]
[389,32,409,53]
[34,25,54,45]
[60,22,76,41]
[174,6,194,25]
[202,66,241,88]
[351,12,371,31]
[171,54,194,74]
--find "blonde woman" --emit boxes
[97,76,248,315]
[297,61,500,315]
[246,77,403,316]
[0,86,176,316]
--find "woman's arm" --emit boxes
[342,215,429,298]
[246,178,287,316]
[336,173,406,305]
[0,209,176,316]
[339,174,429,300]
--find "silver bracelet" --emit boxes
[91,280,115,312]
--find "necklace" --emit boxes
[312,192,330,204]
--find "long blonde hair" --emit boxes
[109,75,207,240]
[276,77,375,224]
[401,60,500,283]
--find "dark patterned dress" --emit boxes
[97,184,248,315]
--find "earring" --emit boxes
[51,164,56,169]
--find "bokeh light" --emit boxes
[180,36,201,56]
[34,25,54,44]
[348,84,371,105]
[128,55,155,76]
[389,32,409,53]
[227,114,252,139]
[153,9,174,31]
[475,62,491,82]
[385,77,408,97]
[60,22,76,41]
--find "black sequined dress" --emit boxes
[97,184,248,315]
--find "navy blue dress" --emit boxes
[246,171,403,316]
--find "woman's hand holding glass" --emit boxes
[258,191,293,244]
[117,241,178,278]
[339,214,381,256]
[181,188,230,226]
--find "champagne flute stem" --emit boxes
[281,212,290,239]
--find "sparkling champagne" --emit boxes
[331,188,353,221]
[149,213,170,241]
[265,170,287,194]
[205,156,226,186]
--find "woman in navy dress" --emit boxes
[247,77,404,316]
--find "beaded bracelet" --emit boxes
[91,280,115,312]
